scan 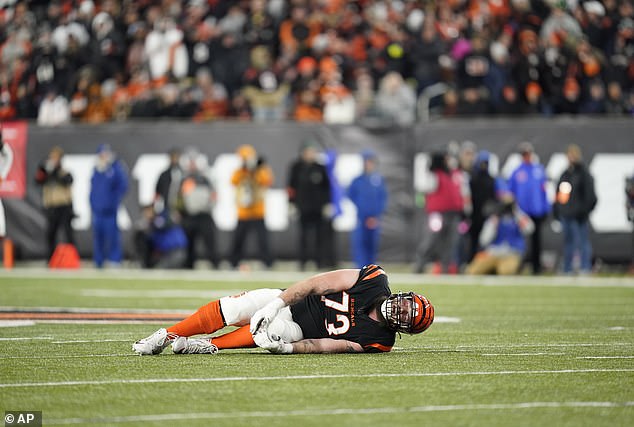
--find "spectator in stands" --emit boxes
[374,72,417,126]
[88,11,125,81]
[242,46,290,122]
[177,148,219,270]
[508,142,551,275]
[553,144,597,275]
[555,77,582,114]
[134,203,187,269]
[0,0,631,123]
[408,21,445,92]
[580,79,607,114]
[352,68,377,122]
[287,140,331,270]
[230,144,274,269]
[90,144,128,268]
[347,150,388,269]
[34,146,75,260]
[605,81,629,115]
[293,89,323,122]
[322,83,356,125]
[486,41,513,114]
[145,16,188,82]
[37,88,71,126]
[465,192,534,275]
[414,151,463,274]
[81,83,113,124]
[191,68,229,121]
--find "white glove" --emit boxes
[249,297,286,334]
[253,329,293,354]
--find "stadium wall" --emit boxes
[3,117,633,267]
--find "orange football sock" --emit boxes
[211,325,256,349]
[167,300,225,336]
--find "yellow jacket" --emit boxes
[231,165,274,220]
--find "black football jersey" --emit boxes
[290,265,396,352]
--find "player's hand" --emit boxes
[249,297,286,334]
[253,329,293,354]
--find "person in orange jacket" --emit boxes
[230,144,274,269]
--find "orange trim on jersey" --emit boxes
[363,268,386,281]
[365,343,392,352]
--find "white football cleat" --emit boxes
[172,337,219,355]
[132,328,177,355]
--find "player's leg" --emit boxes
[267,307,303,343]
[133,289,282,355]
[174,303,302,354]
[171,289,286,354]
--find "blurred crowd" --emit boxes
[1,0,632,127]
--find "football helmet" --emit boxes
[380,292,434,334]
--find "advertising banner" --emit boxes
[0,121,28,199]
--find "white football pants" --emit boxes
[219,289,304,343]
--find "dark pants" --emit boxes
[182,213,218,269]
[45,205,75,259]
[230,218,272,268]
[561,217,592,273]
[415,211,461,273]
[527,215,545,274]
[298,214,327,269]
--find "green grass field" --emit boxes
[1,269,633,426]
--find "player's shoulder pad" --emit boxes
[358,264,387,283]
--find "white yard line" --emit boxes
[79,289,244,298]
[0,320,36,327]
[45,401,634,425]
[0,336,52,341]
[0,354,136,360]
[2,368,633,389]
[480,353,566,356]
[51,339,132,344]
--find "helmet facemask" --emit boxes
[380,292,434,334]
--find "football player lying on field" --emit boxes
[133,265,434,355]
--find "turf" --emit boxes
[0,270,633,427]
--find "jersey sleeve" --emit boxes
[357,264,387,283]
[363,342,393,353]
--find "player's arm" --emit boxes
[292,338,363,354]
[250,269,359,334]
[280,269,358,305]
[254,333,364,354]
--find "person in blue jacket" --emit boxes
[508,142,551,274]
[135,204,188,269]
[90,144,129,268]
[347,150,388,268]
[465,192,534,275]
